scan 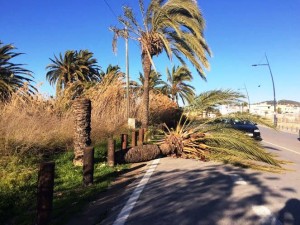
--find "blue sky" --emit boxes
[1,0,299,104]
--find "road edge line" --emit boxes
[112,158,160,225]
[263,140,300,155]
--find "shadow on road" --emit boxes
[122,162,295,225]
[278,198,300,225]
[263,145,281,151]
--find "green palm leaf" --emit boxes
[0,41,36,101]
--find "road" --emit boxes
[102,128,300,225]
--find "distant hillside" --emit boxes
[256,100,300,106]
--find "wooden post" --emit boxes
[83,146,94,186]
[107,137,115,167]
[121,134,128,150]
[138,128,144,146]
[144,128,147,142]
[36,162,55,225]
[131,130,137,147]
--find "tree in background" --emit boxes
[99,64,122,79]
[0,41,36,102]
[162,66,195,106]
[46,50,100,96]
[137,70,166,93]
[111,0,211,128]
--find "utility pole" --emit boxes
[125,27,130,119]
[244,83,251,112]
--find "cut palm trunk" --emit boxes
[73,98,92,166]
[115,144,161,163]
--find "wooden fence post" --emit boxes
[107,137,115,167]
[83,146,94,186]
[121,134,128,150]
[138,128,144,146]
[131,130,137,147]
[36,162,55,225]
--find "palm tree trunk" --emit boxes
[141,52,152,129]
[73,98,92,166]
[115,144,161,163]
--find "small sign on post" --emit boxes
[83,146,94,186]
[128,118,136,129]
[36,162,55,225]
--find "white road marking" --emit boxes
[112,158,160,225]
[263,140,300,155]
[229,174,248,185]
[252,205,271,216]
[252,205,283,225]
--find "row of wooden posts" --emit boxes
[36,129,145,225]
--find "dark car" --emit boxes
[230,119,261,140]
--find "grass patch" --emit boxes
[0,142,129,225]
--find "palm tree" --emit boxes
[0,41,36,101]
[99,64,121,78]
[97,64,126,90]
[111,0,211,128]
[137,70,166,93]
[46,50,100,96]
[162,66,195,105]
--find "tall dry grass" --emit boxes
[85,73,139,139]
[0,73,178,157]
[0,92,73,157]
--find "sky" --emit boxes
[1,0,299,104]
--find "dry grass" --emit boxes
[140,91,181,127]
[0,73,177,156]
[0,92,73,156]
[85,73,139,139]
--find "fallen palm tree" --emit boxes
[116,90,287,172]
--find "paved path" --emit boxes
[102,128,300,225]
[102,157,300,225]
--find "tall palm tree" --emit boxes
[162,66,195,105]
[0,41,36,101]
[111,0,211,128]
[46,50,100,96]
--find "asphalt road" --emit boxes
[102,128,300,225]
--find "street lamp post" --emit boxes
[252,53,277,127]
[238,83,251,112]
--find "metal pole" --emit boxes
[265,54,277,127]
[125,27,130,119]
